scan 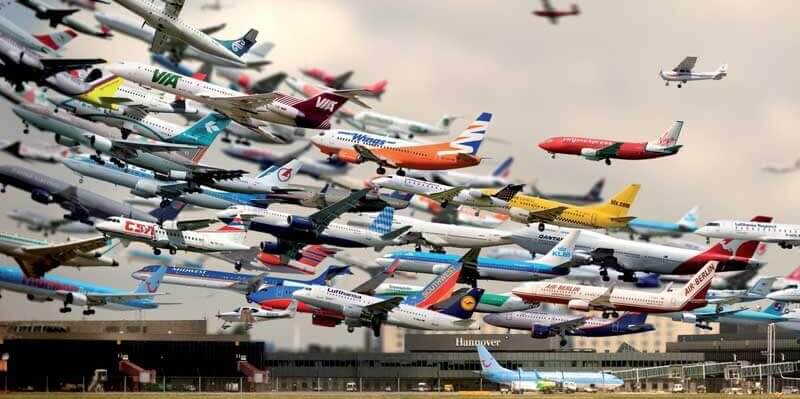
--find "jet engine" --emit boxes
[88,135,113,153]
[580,148,598,157]
[567,299,591,311]
[266,102,302,120]
[64,292,89,306]
[467,189,484,199]
[531,324,555,339]
[672,312,697,323]
[508,207,532,223]
[342,304,366,321]
[131,180,159,197]
[259,241,285,254]
[54,135,79,147]
[168,170,189,180]
[286,215,315,232]
[334,150,362,163]
[570,251,595,265]
[31,189,53,204]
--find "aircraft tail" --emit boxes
[365,80,388,95]
[437,287,483,319]
[586,178,605,201]
[446,112,492,156]
[148,200,186,222]
[404,263,463,309]
[215,214,247,244]
[172,113,230,146]
[492,184,524,203]
[613,312,647,327]
[251,72,288,94]
[34,29,78,52]
[242,41,274,59]
[747,277,777,298]
[437,115,458,130]
[297,245,338,267]
[651,121,684,147]
[332,71,353,88]
[585,184,640,217]
[368,207,395,235]
[680,261,717,301]
[763,301,787,316]
[256,159,302,189]
[215,29,258,57]
[787,265,800,281]
[476,345,509,375]
[294,91,353,128]
[677,206,699,231]
[491,156,514,178]
[703,216,772,258]
[537,230,580,267]
[134,265,167,293]
[305,265,353,286]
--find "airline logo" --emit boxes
[343,133,389,147]
[231,39,246,53]
[460,295,477,311]
[124,220,156,239]
[277,167,294,182]
[682,263,716,296]
[315,97,338,112]
[543,283,581,294]
[419,265,457,300]
[610,199,630,208]
[151,69,181,89]
[205,120,221,133]
[552,246,571,258]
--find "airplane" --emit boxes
[310,112,491,175]
[131,264,352,293]
[59,0,106,11]
[0,140,77,163]
[106,62,371,142]
[0,1,80,55]
[665,301,792,330]
[347,110,456,139]
[538,121,684,165]
[481,183,640,231]
[532,0,580,24]
[0,233,117,278]
[209,244,337,273]
[114,0,258,65]
[510,216,770,281]
[696,219,800,249]
[376,230,581,283]
[0,264,169,315]
[767,287,800,303]
[95,12,273,70]
[95,214,249,256]
[414,199,510,229]
[406,156,514,189]
[371,175,523,210]
[199,160,304,195]
[660,56,727,88]
[16,0,112,38]
[523,178,605,206]
[222,143,352,179]
[477,345,623,393]
[300,67,388,99]
[374,284,534,314]
[0,34,105,92]
[0,164,182,224]
[484,311,654,346]
[218,300,297,330]
[623,206,699,241]
[512,261,718,318]
[266,184,411,213]
[705,277,775,307]
[7,209,97,236]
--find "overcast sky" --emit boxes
[1,0,799,350]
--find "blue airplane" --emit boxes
[625,206,698,241]
[667,301,793,330]
[477,345,624,392]
[0,265,169,315]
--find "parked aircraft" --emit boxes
[696,219,800,249]
[512,261,718,317]
[16,0,111,38]
[660,57,727,88]
[0,233,116,278]
[484,311,654,346]
[218,300,297,330]
[300,67,388,98]
[0,264,169,315]
[624,206,699,241]
[477,345,623,393]
[7,209,97,236]
[310,112,491,174]
[539,121,683,165]
[533,0,580,24]
[372,175,523,210]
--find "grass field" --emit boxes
[0,394,785,398]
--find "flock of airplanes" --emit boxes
[0,0,795,371]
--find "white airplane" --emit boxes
[0,233,117,278]
[660,56,727,88]
[705,277,776,306]
[0,1,78,56]
[207,160,303,194]
[114,0,258,65]
[16,0,111,38]
[767,287,800,303]
[350,110,456,139]
[106,62,370,142]
[0,140,77,163]
[512,261,718,318]
[7,209,97,236]
[406,156,514,189]
[218,300,297,330]
[371,175,523,210]
[95,215,250,255]
[696,219,800,249]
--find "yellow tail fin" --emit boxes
[78,76,124,110]
[585,184,640,217]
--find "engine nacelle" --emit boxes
[31,189,53,204]
[571,252,595,265]
[64,292,89,306]
[342,304,365,320]
[287,215,315,232]
[531,324,555,339]
[88,135,113,153]
[580,148,598,157]
[54,135,79,147]
[168,170,189,180]
[672,312,697,323]
[256,251,288,266]
[26,294,51,302]
[334,150,362,163]
[467,189,484,199]
[266,102,302,120]
[131,179,160,197]
[260,241,284,254]
[508,207,532,223]
[567,299,591,311]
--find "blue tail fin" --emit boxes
[368,207,394,234]
[306,265,352,286]
[614,312,648,326]
[477,344,509,375]
[148,200,186,222]
[636,273,661,288]
[172,113,230,146]
[448,112,491,156]
[134,265,167,293]
[216,29,258,57]
[763,301,787,316]
[491,156,513,178]
[438,287,483,319]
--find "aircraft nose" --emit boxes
[370,176,390,186]
[482,313,501,326]
[537,139,553,151]
[105,62,129,77]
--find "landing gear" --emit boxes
[600,268,610,282]
[169,248,177,255]
[604,158,611,165]
[780,242,794,249]
[221,134,232,143]
[234,261,242,272]
[678,83,683,88]
[376,166,386,175]
[695,323,712,331]
[538,222,545,232]
[551,153,556,159]
[347,326,355,333]
[83,308,95,316]
[665,82,669,86]
[59,305,72,313]
[160,198,170,208]
[90,154,105,164]
[110,158,125,168]
[1,184,5,193]
[441,201,449,209]
[618,271,637,283]
[396,169,406,177]
[601,310,619,319]
[121,129,131,140]
[153,248,162,255]
[23,122,29,134]
[371,323,381,337]
[560,337,567,347]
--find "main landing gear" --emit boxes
[779,242,794,249]
[604,158,611,165]
[153,248,162,255]
[376,166,386,175]
[559,336,568,347]
[83,307,96,316]
[396,169,406,176]
[601,310,619,319]
[347,326,355,333]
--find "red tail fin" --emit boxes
[787,265,800,281]
[704,216,772,258]
[294,92,348,128]
[34,29,77,51]
[683,261,717,300]
[365,80,388,94]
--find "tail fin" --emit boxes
[2,142,23,159]
[444,112,492,156]
[477,345,509,375]
[491,157,513,178]
[297,245,337,267]
[294,91,352,128]
[652,121,683,147]
[215,215,247,243]
[763,301,787,316]
[677,206,699,230]
[332,71,354,88]
[368,207,395,235]
[34,29,78,52]
[787,265,800,281]
[251,72,287,94]
[215,29,258,57]
[148,200,186,222]
[747,277,776,298]
[365,80,388,95]
[243,41,274,59]
[536,230,580,267]
[586,178,605,201]
[586,184,640,217]
[437,287,483,319]
[306,265,353,285]
[492,184,524,202]
[613,312,647,326]
[40,9,80,28]
[171,113,230,146]
[286,299,299,315]
[681,261,717,300]
[134,265,167,293]
[404,263,463,308]
[78,75,124,109]
[437,115,458,130]
[256,159,302,189]
[703,216,772,258]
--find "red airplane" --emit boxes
[533,0,580,24]
[300,67,387,98]
[538,121,684,165]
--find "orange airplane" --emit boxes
[309,112,491,175]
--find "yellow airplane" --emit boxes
[481,184,640,231]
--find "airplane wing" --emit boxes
[162,0,185,18]
[200,23,226,35]
[308,188,369,230]
[524,206,568,223]
[610,216,638,223]
[167,218,217,231]
[22,236,108,258]
[352,260,399,295]
[39,58,106,74]
[427,187,464,204]
[353,144,398,168]
[231,272,268,294]
[207,247,259,267]
[150,28,173,54]
[589,286,614,309]
[204,93,280,113]
[364,296,404,314]
[672,56,698,73]
[590,142,623,159]
[538,316,587,335]
[106,139,199,154]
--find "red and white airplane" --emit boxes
[533,0,580,24]
[300,67,388,99]
[538,121,684,165]
[512,261,718,318]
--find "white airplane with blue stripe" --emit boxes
[623,206,699,241]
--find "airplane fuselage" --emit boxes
[539,137,678,160]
